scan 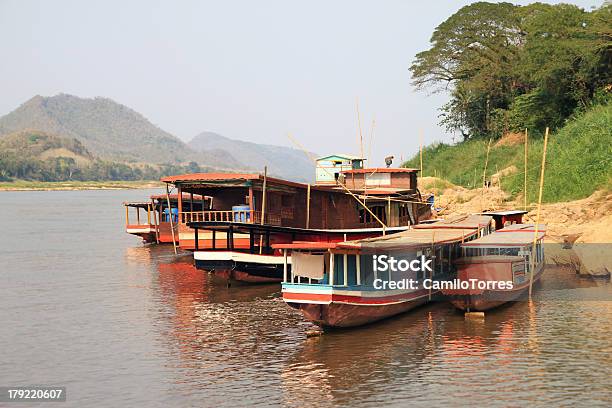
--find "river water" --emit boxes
[1,190,610,407]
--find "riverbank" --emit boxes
[0,180,164,191]
[422,177,611,243]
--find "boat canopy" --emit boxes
[412,214,493,230]
[462,224,546,248]
[337,227,479,251]
[334,214,493,251]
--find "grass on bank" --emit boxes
[403,103,612,203]
[0,180,164,191]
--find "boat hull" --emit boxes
[283,287,434,328]
[194,251,288,283]
[126,224,157,243]
[288,297,429,328]
[444,267,544,312]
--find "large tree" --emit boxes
[411,2,611,139]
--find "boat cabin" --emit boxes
[460,223,546,266]
[279,215,493,285]
[444,223,547,311]
[161,172,431,250]
[478,210,527,231]
[315,154,365,185]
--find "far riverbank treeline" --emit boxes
[0,131,206,182]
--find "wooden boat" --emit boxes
[124,194,210,243]
[161,165,432,283]
[441,223,546,312]
[278,215,494,327]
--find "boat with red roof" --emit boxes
[161,156,433,283]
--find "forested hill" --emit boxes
[0,130,219,182]
[189,132,315,182]
[0,94,317,182]
[0,94,242,169]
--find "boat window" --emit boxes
[347,255,357,286]
[436,246,444,275]
[333,254,344,286]
[359,205,387,225]
[499,248,520,256]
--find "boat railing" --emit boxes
[181,210,282,226]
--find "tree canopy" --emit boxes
[410,2,611,139]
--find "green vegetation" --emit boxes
[410,2,611,139]
[405,1,611,204]
[403,103,612,203]
[0,130,211,182]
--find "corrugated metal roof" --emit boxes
[342,168,419,174]
[160,173,308,189]
[338,227,478,251]
[150,193,210,200]
[462,224,546,247]
[413,214,492,230]
[479,210,528,216]
[316,153,365,161]
[356,187,413,195]
[161,173,260,183]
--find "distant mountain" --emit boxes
[189,132,316,182]
[0,94,242,169]
[0,94,316,182]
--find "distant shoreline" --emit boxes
[0,180,163,191]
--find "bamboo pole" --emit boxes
[496,164,501,192]
[356,98,364,159]
[429,230,435,300]
[152,199,160,244]
[482,138,492,188]
[433,169,437,205]
[524,128,528,211]
[306,183,311,228]
[259,166,267,255]
[165,183,178,255]
[529,127,549,298]
[368,118,375,164]
[419,129,424,176]
[481,138,493,212]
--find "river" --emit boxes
[1,190,610,407]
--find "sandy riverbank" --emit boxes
[421,177,611,277]
[0,180,164,191]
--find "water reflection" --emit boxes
[119,239,612,407]
[6,188,604,407]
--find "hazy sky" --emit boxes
[0,0,601,165]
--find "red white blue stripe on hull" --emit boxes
[282,284,436,327]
